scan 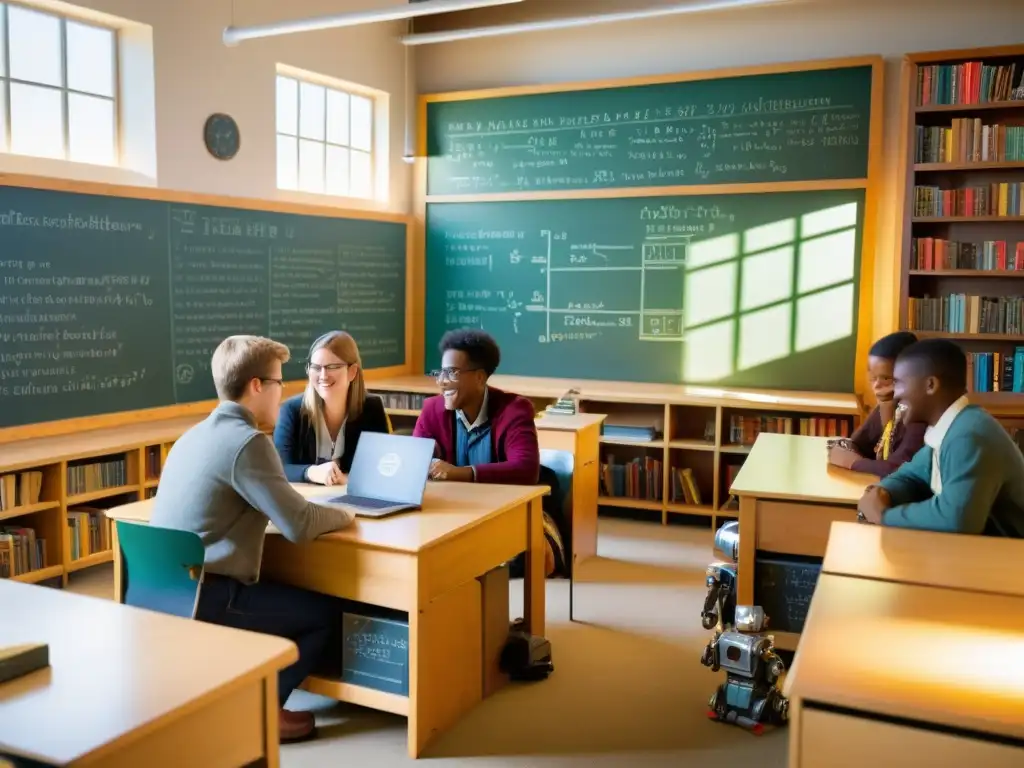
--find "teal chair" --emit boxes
[116,520,205,619]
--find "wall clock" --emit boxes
[203,113,240,160]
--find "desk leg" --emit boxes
[407,578,482,758]
[737,494,757,606]
[111,525,123,603]
[264,675,280,768]
[524,497,546,637]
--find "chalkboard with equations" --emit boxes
[425,188,865,392]
[425,64,874,195]
[0,184,407,429]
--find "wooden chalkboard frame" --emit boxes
[0,173,415,444]
[412,55,886,397]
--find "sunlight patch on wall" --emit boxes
[796,283,855,353]
[682,318,734,382]
[741,245,794,312]
[687,232,738,269]
[684,261,737,327]
[739,303,792,370]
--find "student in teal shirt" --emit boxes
[857,338,1024,537]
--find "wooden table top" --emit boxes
[787,573,1024,740]
[534,412,607,432]
[366,374,862,413]
[729,434,877,504]
[823,521,1024,597]
[105,481,548,555]
[0,579,296,765]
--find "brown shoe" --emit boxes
[280,709,316,743]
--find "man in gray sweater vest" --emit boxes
[152,335,354,743]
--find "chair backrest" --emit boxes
[116,520,205,619]
[540,448,575,509]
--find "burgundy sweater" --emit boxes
[849,405,927,477]
[412,386,540,485]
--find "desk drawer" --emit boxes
[797,708,1024,767]
[538,430,576,453]
[756,501,858,558]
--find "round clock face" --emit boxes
[204,113,240,160]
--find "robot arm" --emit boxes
[701,564,737,631]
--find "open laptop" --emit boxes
[319,432,435,518]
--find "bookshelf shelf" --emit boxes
[12,564,63,584]
[143,479,159,489]
[915,161,1024,171]
[67,549,114,573]
[0,500,59,524]
[899,45,1024,408]
[370,375,862,531]
[67,484,141,506]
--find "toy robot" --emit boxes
[700,521,789,734]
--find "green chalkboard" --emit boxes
[426,65,873,195]
[0,184,407,428]
[425,189,865,392]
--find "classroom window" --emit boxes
[276,74,377,200]
[0,3,118,166]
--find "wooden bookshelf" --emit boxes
[0,416,198,585]
[369,374,863,531]
[898,44,1024,412]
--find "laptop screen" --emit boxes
[346,432,435,504]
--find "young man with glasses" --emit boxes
[152,335,355,744]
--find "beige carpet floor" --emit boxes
[69,518,789,767]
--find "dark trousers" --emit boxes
[196,574,346,708]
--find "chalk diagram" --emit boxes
[175,363,194,384]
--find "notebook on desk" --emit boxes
[319,432,435,518]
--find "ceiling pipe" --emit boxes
[401,0,796,46]
[223,0,524,46]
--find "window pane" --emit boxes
[66,21,114,97]
[298,139,324,193]
[326,89,349,146]
[8,5,62,87]
[0,86,6,152]
[0,5,6,78]
[350,149,372,198]
[10,83,64,159]
[276,135,298,190]
[276,76,297,135]
[350,95,372,152]
[69,93,115,165]
[326,145,349,197]
[298,81,325,140]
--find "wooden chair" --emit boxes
[115,520,205,619]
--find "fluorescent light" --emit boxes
[401,0,795,46]
[223,0,524,46]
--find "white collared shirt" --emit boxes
[457,387,489,432]
[315,411,346,462]
[922,395,969,494]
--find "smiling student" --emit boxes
[274,331,390,486]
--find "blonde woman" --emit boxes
[273,331,390,485]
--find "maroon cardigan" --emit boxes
[412,386,540,485]
[848,405,927,476]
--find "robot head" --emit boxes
[735,605,769,633]
[714,520,740,563]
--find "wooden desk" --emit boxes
[0,579,295,768]
[729,434,876,651]
[534,412,605,571]
[821,521,1024,596]
[786,573,1024,766]
[105,481,548,759]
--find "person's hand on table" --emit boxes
[827,446,861,470]
[306,461,346,486]
[857,485,892,524]
[429,459,473,482]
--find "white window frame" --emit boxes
[275,64,389,208]
[0,0,120,165]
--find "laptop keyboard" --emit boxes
[331,494,399,510]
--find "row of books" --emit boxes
[910,238,1024,272]
[915,61,1023,107]
[915,120,1024,164]
[913,183,1023,218]
[66,456,130,497]
[600,455,662,501]
[0,471,43,512]
[0,526,47,578]
[370,391,428,411]
[67,508,112,561]
[670,467,704,506]
[145,447,161,482]
[966,349,1024,394]
[727,414,851,446]
[906,294,1024,336]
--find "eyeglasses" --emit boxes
[260,377,285,387]
[307,362,349,375]
[430,367,480,382]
